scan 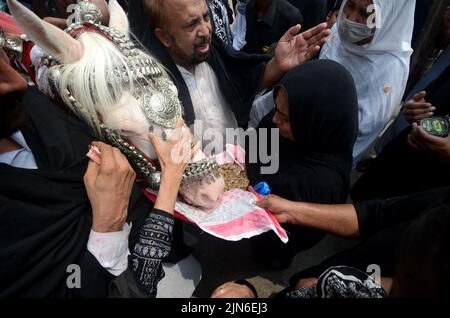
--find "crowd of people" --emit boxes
[1,0,449,299]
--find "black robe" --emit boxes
[0,87,151,297]
[128,0,270,127]
[247,59,358,204]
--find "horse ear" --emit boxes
[107,0,129,37]
[6,0,83,63]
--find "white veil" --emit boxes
[320,0,416,163]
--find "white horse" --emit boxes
[7,0,225,209]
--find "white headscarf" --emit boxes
[320,0,415,163]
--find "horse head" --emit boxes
[7,0,225,209]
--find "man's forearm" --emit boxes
[288,202,360,239]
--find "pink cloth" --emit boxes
[143,144,288,243]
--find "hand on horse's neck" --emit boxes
[0,137,22,155]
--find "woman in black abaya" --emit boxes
[247,59,359,268]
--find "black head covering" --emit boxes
[274,59,358,160]
[247,59,358,203]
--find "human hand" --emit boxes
[273,23,329,74]
[211,282,256,298]
[84,141,136,232]
[255,194,297,224]
[149,118,198,181]
[150,118,199,213]
[407,123,450,164]
[403,91,435,124]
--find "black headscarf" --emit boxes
[0,87,150,297]
[246,59,358,203]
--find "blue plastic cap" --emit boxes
[253,182,271,196]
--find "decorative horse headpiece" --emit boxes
[0,15,29,74]
[0,27,23,59]
[7,0,225,208]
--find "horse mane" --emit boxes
[48,31,173,137]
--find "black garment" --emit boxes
[247,60,358,266]
[0,87,183,298]
[247,59,358,203]
[242,0,304,54]
[351,66,450,202]
[289,187,450,286]
[287,266,388,298]
[128,0,269,127]
[110,209,174,298]
[0,87,151,297]
[287,0,327,30]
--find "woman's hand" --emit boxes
[255,194,297,224]
[84,141,136,232]
[149,118,198,181]
[149,118,198,213]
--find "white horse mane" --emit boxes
[49,31,174,141]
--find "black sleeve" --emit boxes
[354,187,450,239]
[73,208,174,298]
[122,208,175,298]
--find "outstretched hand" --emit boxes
[260,23,330,89]
[273,23,330,74]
